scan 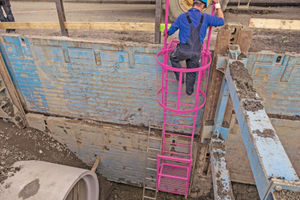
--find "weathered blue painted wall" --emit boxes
[0,35,207,134]
[246,52,300,115]
[26,113,197,186]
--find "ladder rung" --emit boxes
[143,196,156,200]
[149,137,161,140]
[147,158,157,161]
[163,150,190,156]
[166,78,200,84]
[165,123,193,128]
[166,90,196,96]
[166,101,194,107]
[158,173,188,180]
[146,177,156,181]
[146,168,157,171]
[145,187,156,191]
[165,112,196,118]
[164,132,192,138]
[148,147,160,151]
[164,142,191,147]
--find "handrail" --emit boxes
[156,49,212,73]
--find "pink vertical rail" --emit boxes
[177,72,183,110]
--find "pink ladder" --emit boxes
[155,1,215,197]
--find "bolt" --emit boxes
[275,186,282,191]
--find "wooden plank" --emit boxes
[154,0,162,44]
[0,49,27,126]
[56,0,69,36]
[249,18,300,30]
[0,22,156,31]
[236,30,253,54]
[200,27,232,138]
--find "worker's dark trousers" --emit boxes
[0,0,15,32]
[170,48,201,96]
[169,12,204,96]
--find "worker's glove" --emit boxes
[215,3,221,9]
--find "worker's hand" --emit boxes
[163,31,169,39]
[213,0,221,10]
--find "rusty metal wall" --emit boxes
[26,113,197,186]
[246,52,300,115]
[0,35,206,134]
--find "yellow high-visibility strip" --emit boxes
[14,7,154,14]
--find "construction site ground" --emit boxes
[0,120,260,200]
[2,2,300,53]
[0,2,300,200]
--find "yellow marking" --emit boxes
[14,7,154,14]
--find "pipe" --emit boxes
[0,161,99,200]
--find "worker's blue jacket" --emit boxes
[168,8,225,44]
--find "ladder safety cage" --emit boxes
[155,0,215,197]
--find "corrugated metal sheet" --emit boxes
[247,52,300,115]
[0,35,206,133]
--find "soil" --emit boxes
[243,100,263,112]
[107,184,194,200]
[273,189,300,200]
[232,182,260,200]
[237,53,247,60]
[0,120,88,183]
[268,114,300,121]
[229,61,257,100]
[212,141,225,151]
[225,8,279,15]
[253,129,276,140]
[222,121,230,128]
[205,120,214,126]
[249,30,300,53]
[212,152,234,199]
[1,98,14,118]
[0,120,117,200]
[224,6,300,53]
[212,132,225,141]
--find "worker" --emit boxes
[166,0,224,95]
[0,0,15,33]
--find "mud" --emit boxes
[205,120,214,126]
[213,152,233,199]
[107,183,194,200]
[232,182,260,200]
[0,120,88,184]
[229,61,257,100]
[222,121,230,128]
[237,53,247,60]
[18,179,40,199]
[212,141,225,151]
[217,179,232,199]
[225,8,278,15]
[243,100,263,112]
[0,98,14,117]
[273,189,300,200]
[250,30,300,53]
[212,132,225,141]
[253,129,276,140]
[268,114,300,121]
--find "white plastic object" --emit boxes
[0,160,99,200]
